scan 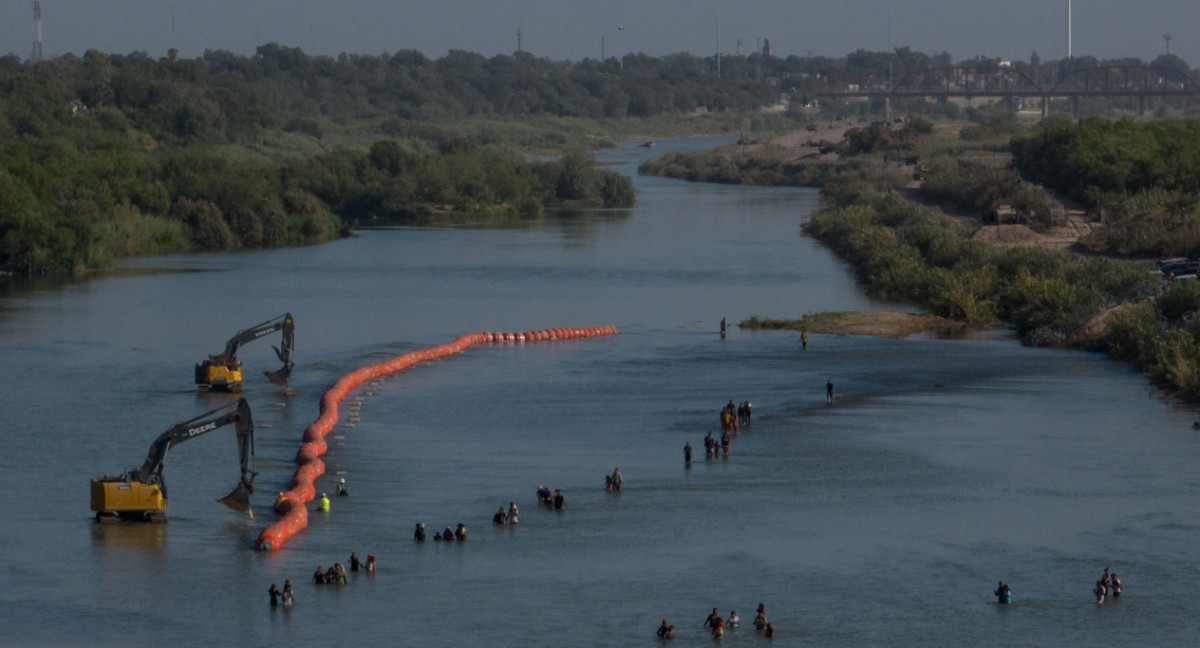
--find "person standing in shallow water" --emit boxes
[801,330,808,350]
[753,606,767,630]
[826,379,834,403]
[720,317,727,335]
[684,441,693,464]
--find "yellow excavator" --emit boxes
[90,398,257,523]
[195,313,294,391]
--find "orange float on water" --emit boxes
[255,324,618,551]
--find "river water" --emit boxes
[3,137,1200,647]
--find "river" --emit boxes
[3,137,1199,647]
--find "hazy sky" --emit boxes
[3,1,1198,67]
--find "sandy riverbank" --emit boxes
[742,311,976,338]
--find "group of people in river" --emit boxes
[659,603,771,640]
[994,567,1123,605]
[266,581,295,608]
[685,399,753,463]
[268,552,375,605]
[312,552,375,586]
[492,502,520,525]
[417,523,467,542]
[1094,567,1124,603]
[719,399,751,434]
[538,484,567,509]
[604,468,623,492]
[411,486,564,547]
[277,477,349,516]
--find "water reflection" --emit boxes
[89,521,167,553]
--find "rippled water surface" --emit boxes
[3,138,1199,647]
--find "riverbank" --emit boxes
[638,120,1200,399]
[741,311,973,338]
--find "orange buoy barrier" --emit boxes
[254,324,618,551]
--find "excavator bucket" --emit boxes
[263,364,292,386]
[217,481,253,512]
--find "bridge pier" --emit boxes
[1041,96,1049,118]
[1070,95,1080,118]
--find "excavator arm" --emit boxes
[196,313,294,390]
[124,398,256,512]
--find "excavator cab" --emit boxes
[196,314,294,391]
[195,358,244,391]
[90,474,167,522]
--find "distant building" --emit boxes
[762,37,772,57]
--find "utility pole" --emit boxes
[1067,0,1072,59]
[31,0,43,63]
[1164,33,1172,56]
[756,38,761,79]
[716,14,721,78]
[618,25,624,72]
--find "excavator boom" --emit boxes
[91,398,257,522]
[195,313,294,391]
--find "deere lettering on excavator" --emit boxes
[90,398,257,523]
[195,313,294,391]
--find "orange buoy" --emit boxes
[255,324,618,551]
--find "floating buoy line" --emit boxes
[255,326,618,551]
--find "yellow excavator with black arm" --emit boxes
[195,313,294,391]
[90,398,257,522]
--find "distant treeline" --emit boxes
[5,45,1192,147]
[1,43,1196,276]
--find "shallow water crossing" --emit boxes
[3,138,1199,646]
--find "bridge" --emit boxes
[817,65,1200,117]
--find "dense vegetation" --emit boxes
[1107,280,1200,397]
[637,149,837,187]
[3,42,1198,277]
[0,48,655,276]
[793,120,1200,399]
[918,156,1059,230]
[1012,117,1200,258]
[805,179,1157,339]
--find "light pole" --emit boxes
[618,25,624,71]
[1067,0,1072,59]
